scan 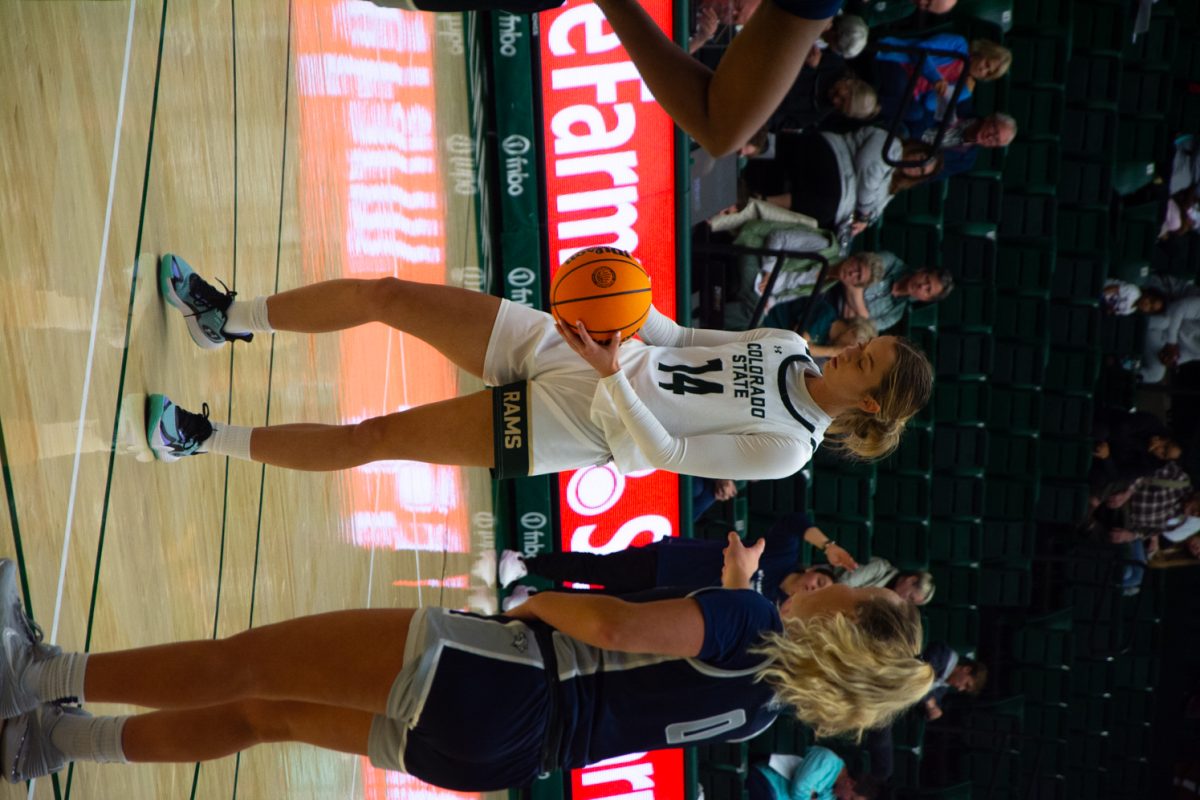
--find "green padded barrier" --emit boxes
[944,175,1003,225]
[1039,393,1093,437]
[871,518,930,567]
[1007,86,1066,140]
[929,519,983,564]
[994,243,1055,295]
[999,192,1056,239]
[874,474,932,520]
[1042,348,1101,393]
[991,340,1048,387]
[937,283,995,331]
[935,332,992,378]
[987,387,1042,433]
[1062,106,1118,158]
[932,379,990,425]
[1002,141,1060,192]
[1066,54,1121,105]
[941,224,997,284]
[1058,156,1114,207]
[986,432,1040,478]
[1039,437,1093,480]
[930,475,987,519]
[933,425,989,474]
[1007,33,1070,87]
[983,478,1039,520]
[981,519,1034,560]
[1048,303,1100,348]
[1050,252,1106,302]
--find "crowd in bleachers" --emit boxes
[680,0,1200,797]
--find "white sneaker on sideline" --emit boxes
[498,550,528,589]
[502,585,536,613]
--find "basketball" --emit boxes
[550,246,652,344]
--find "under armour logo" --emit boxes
[773,346,783,354]
[512,631,529,653]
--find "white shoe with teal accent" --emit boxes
[145,395,213,463]
[159,253,253,350]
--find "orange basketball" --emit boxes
[550,247,652,344]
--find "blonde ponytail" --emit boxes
[826,337,933,460]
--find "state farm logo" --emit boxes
[502,134,531,156]
[592,266,617,288]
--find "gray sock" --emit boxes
[223,296,274,335]
[23,652,88,705]
[50,711,128,764]
[206,423,254,461]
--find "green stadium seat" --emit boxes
[907,302,939,330]
[1011,0,1071,33]
[941,227,996,286]
[1056,207,1110,251]
[924,606,981,651]
[746,473,810,516]
[1070,2,1129,54]
[872,518,930,568]
[1027,704,1070,740]
[1042,348,1101,393]
[999,192,1056,239]
[983,478,1039,520]
[1039,437,1093,480]
[931,475,986,519]
[988,386,1042,433]
[1048,303,1100,348]
[1062,106,1118,157]
[1112,159,1157,196]
[1066,55,1121,105]
[1012,665,1069,702]
[811,469,875,521]
[932,379,990,425]
[1007,33,1070,87]
[981,519,1034,561]
[993,295,1047,340]
[1040,393,1093,437]
[933,426,989,474]
[1012,622,1073,665]
[991,340,1047,387]
[936,332,992,379]
[979,565,1032,606]
[994,243,1054,295]
[1008,86,1065,140]
[1058,157,1113,207]
[887,426,933,474]
[885,181,946,222]
[874,473,932,520]
[944,175,1003,225]
[1002,141,1060,193]
[1117,114,1168,163]
[1119,68,1173,117]
[1124,7,1177,66]
[954,0,1013,33]
[929,519,983,564]
[937,283,995,331]
[1050,253,1106,303]
[912,781,973,799]
[986,431,1040,478]
[1035,480,1091,524]
[879,223,943,269]
[1116,206,1162,262]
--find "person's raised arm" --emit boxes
[505,592,706,655]
[590,0,836,156]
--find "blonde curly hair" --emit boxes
[753,596,933,739]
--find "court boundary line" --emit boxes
[61,1,168,796]
[231,0,293,795]
[49,0,139,649]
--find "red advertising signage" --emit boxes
[538,1,682,798]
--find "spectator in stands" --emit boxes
[835,557,935,605]
[919,641,987,720]
[920,111,1017,179]
[833,252,954,332]
[1102,279,1142,316]
[871,35,1011,128]
[1149,515,1200,568]
[817,13,870,60]
[1141,293,1200,383]
[1090,408,1177,500]
[748,746,883,800]
[738,244,885,329]
[745,127,941,235]
[1159,186,1200,240]
[497,512,860,606]
[765,295,880,363]
[689,0,763,54]
[762,62,881,134]
[846,0,957,29]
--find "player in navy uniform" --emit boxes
[0,545,933,787]
[149,256,931,481]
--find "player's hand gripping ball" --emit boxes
[550,247,652,344]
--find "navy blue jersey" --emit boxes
[553,589,783,768]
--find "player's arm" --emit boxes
[506,592,706,656]
[591,0,834,156]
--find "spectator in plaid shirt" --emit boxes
[1104,460,1198,593]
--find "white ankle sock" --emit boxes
[23,652,88,705]
[50,711,128,764]
[223,296,273,335]
[205,423,254,461]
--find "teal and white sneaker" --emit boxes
[0,703,75,783]
[0,560,56,720]
[159,253,253,350]
[145,395,213,462]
